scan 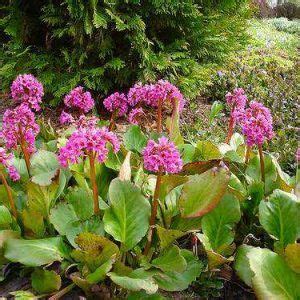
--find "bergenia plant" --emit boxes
[11,74,44,111]
[59,110,74,125]
[225,88,247,143]
[103,92,128,130]
[64,86,95,113]
[58,122,120,214]
[143,80,185,133]
[236,100,274,183]
[142,136,183,254]
[0,147,20,217]
[128,107,145,125]
[1,104,40,174]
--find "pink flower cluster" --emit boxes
[64,86,95,113]
[58,126,120,167]
[127,83,147,106]
[0,147,20,181]
[142,137,183,173]
[128,108,144,125]
[237,101,274,146]
[59,111,74,125]
[11,74,44,111]
[226,88,247,110]
[104,80,185,125]
[127,80,185,110]
[103,92,128,117]
[1,104,40,154]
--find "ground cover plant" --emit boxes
[0,75,299,298]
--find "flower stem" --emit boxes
[18,124,31,176]
[226,113,234,144]
[157,98,163,134]
[88,151,99,215]
[144,172,162,256]
[0,171,17,218]
[245,145,251,164]
[258,145,265,183]
[109,110,118,131]
[49,283,75,300]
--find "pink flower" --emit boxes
[143,80,185,110]
[103,92,128,117]
[226,88,247,110]
[0,147,20,181]
[128,108,145,125]
[237,101,274,147]
[142,137,183,173]
[11,74,44,111]
[127,83,147,106]
[75,115,99,129]
[1,104,40,154]
[58,126,120,167]
[59,111,74,125]
[64,86,95,113]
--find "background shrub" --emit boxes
[0,0,250,105]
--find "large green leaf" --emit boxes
[50,203,78,236]
[246,154,277,195]
[30,150,60,186]
[66,187,95,221]
[235,245,300,299]
[0,205,12,229]
[284,243,300,273]
[0,230,20,265]
[196,233,233,270]
[124,125,147,153]
[179,166,230,218]
[156,226,185,249]
[86,258,114,284]
[201,194,241,253]
[21,208,45,238]
[27,181,58,218]
[50,194,104,247]
[71,232,119,272]
[31,269,61,294]
[4,237,68,266]
[103,179,151,251]
[109,269,158,294]
[194,141,222,160]
[259,189,300,248]
[151,246,187,273]
[154,250,203,292]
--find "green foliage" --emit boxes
[4,237,68,266]
[0,0,250,103]
[259,189,300,249]
[179,165,230,218]
[31,269,61,294]
[235,245,300,299]
[103,179,151,251]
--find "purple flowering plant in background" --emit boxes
[225,88,247,143]
[64,86,95,113]
[11,74,44,111]
[1,103,40,175]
